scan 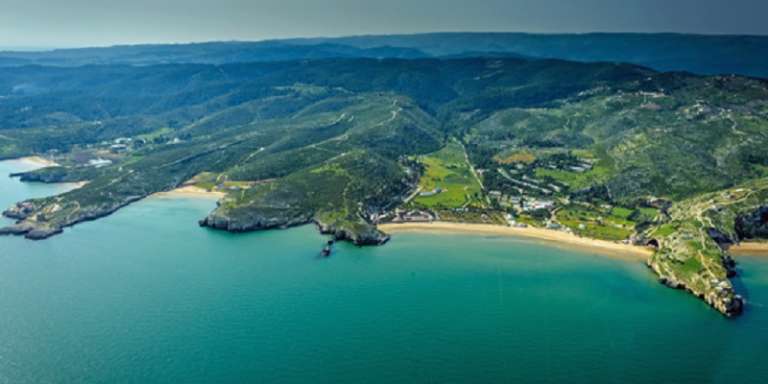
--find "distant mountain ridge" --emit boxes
[290,32,768,78]
[0,41,428,67]
[1,32,767,78]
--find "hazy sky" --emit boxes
[2,0,767,48]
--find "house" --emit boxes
[523,199,555,211]
[88,158,113,168]
[110,144,129,153]
[402,210,434,222]
[546,221,562,230]
[391,209,434,223]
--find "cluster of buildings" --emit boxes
[488,189,555,213]
[522,199,555,212]
[498,169,557,195]
[105,135,183,155]
[109,137,133,153]
[87,158,113,168]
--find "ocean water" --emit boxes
[1,159,767,384]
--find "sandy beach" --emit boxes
[379,221,654,259]
[730,242,768,256]
[16,156,59,167]
[4,156,85,190]
[153,185,225,199]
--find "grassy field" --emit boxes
[534,160,612,190]
[495,149,537,165]
[413,141,484,209]
[136,127,174,142]
[556,204,636,241]
[188,172,220,191]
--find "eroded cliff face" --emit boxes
[648,240,746,317]
[736,206,768,240]
[198,204,314,233]
[315,219,390,246]
[1,194,142,240]
[198,204,390,246]
[643,181,768,317]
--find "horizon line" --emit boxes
[3,30,768,53]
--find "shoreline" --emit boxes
[379,221,654,259]
[15,156,59,167]
[730,242,768,256]
[152,185,225,199]
[3,156,85,190]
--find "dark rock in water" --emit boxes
[0,223,34,236]
[321,245,332,257]
[25,227,63,240]
[722,254,737,268]
[0,221,60,239]
[723,295,745,317]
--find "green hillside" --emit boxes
[1,56,767,316]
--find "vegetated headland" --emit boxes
[2,36,768,316]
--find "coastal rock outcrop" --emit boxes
[199,208,390,246]
[648,259,744,317]
[1,194,143,240]
[3,201,37,220]
[735,206,768,240]
[198,209,313,232]
[316,220,390,246]
[642,181,768,318]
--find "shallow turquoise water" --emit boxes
[1,160,767,383]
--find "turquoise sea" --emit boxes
[1,159,767,383]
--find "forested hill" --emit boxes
[1,55,768,316]
[2,32,768,78]
[0,42,428,67]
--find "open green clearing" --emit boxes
[556,204,636,241]
[412,141,484,209]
